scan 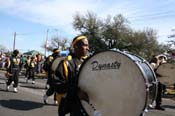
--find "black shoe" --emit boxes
[155,106,165,111]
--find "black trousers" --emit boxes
[58,97,83,116]
[28,68,35,81]
[156,82,163,106]
[7,69,19,87]
[46,86,56,101]
[25,67,30,77]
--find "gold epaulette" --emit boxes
[81,55,88,60]
[67,55,72,61]
[63,55,72,80]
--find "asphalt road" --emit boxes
[0,72,58,116]
[0,72,175,116]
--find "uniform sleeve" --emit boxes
[43,58,49,72]
[53,60,68,93]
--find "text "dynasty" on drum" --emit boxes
[91,60,121,71]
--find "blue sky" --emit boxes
[0,0,175,54]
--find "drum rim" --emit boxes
[123,51,152,112]
[127,53,158,108]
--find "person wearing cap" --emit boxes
[155,54,167,110]
[157,54,167,64]
[43,48,61,104]
[26,56,37,84]
[53,35,89,116]
[149,54,167,111]
[6,49,21,93]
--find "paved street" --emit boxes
[0,72,58,116]
[0,71,175,116]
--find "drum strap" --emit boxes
[63,60,69,80]
[63,55,73,80]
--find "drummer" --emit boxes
[53,35,89,116]
[149,54,167,111]
[43,48,60,105]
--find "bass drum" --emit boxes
[51,57,66,104]
[156,63,175,85]
[51,57,65,72]
[78,50,158,116]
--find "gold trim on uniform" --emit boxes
[12,58,20,65]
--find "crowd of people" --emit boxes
[1,34,174,116]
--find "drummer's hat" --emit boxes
[157,54,168,63]
[157,54,167,61]
[52,48,60,53]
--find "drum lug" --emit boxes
[152,81,158,84]
[146,88,149,91]
[146,83,152,88]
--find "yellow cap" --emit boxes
[72,36,88,46]
[53,48,60,53]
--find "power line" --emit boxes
[124,0,175,21]
[127,11,175,21]
[3,31,46,36]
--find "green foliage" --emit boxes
[73,12,108,52]
[72,12,170,60]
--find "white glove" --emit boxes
[93,111,102,116]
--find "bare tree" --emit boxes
[41,36,70,52]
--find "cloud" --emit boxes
[0,0,130,36]
[0,0,175,44]
[0,0,100,33]
[0,0,136,27]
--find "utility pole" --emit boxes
[13,32,16,51]
[44,28,59,56]
[45,29,49,56]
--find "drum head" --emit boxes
[78,51,147,116]
[156,63,175,85]
[51,57,64,72]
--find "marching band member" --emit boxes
[43,48,60,104]
[149,54,167,111]
[26,56,37,84]
[53,35,89,116]
[6,49,21,93]
[25,56,31,79]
